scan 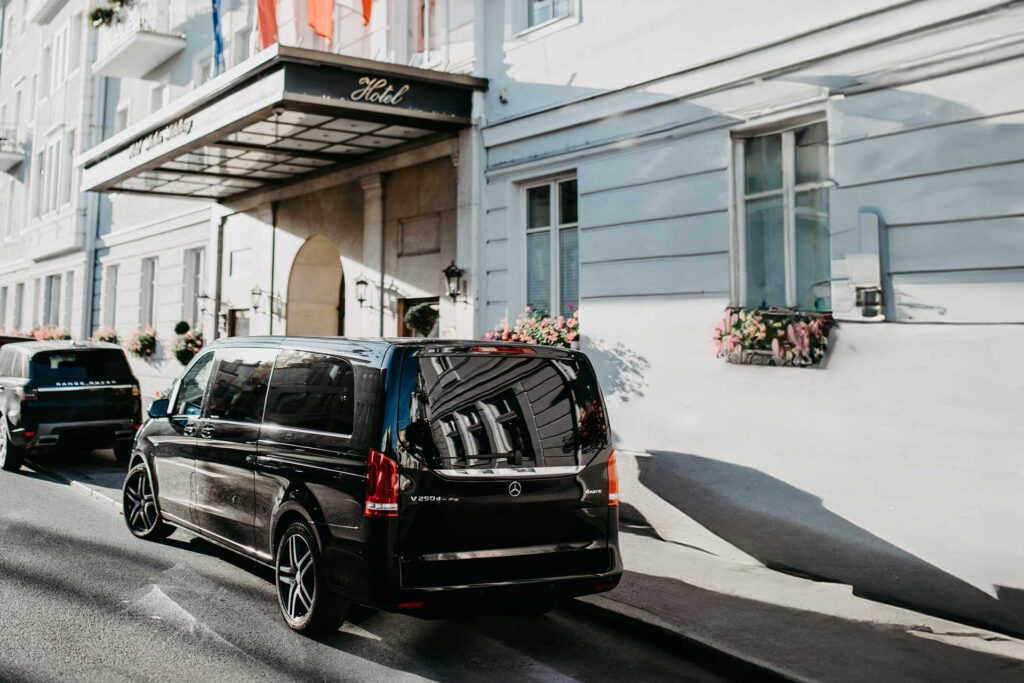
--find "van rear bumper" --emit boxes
[327,539,623,615]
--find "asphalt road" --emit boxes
[0,457,755,683]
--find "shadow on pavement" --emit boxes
[639,451,1024,638]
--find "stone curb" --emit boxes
[574,593,809,682]
[28,460,124,515]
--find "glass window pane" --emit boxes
[744,134,782,195]
[559,227,578,314]
[553,0,572,19]
[744,195,786,308]
[204,348,276,423]
[795,122,828,186]
[527,185,551,228]
[526,230,551,313]
[559,179,578,225]
[795,189,832,312]
[264,350,355,434]
[174,352,215,417]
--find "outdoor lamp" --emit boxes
[250,286,263,311]
[443,261,464,301]
[355,275,369,306]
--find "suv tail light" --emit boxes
[607,450,619,507]
[365,449,399,517]
[131,385,141,398]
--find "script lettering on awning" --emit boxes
[350,76,411,106]
[128,118,194,159]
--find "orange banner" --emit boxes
[256,0,278,48]
[307,0,335,41]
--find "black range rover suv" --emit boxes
[0,341,143,472]
[125,336,621,634]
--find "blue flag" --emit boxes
[211,0,226,75]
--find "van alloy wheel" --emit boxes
[122,464,173,540]
[274,522,346,635]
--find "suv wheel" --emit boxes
[0,419,24,473]
[113,443,132,465]
[275,521,347,635]
[123,464,174,540]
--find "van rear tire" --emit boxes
[275,521,347,636]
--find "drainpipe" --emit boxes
[269,201,278,335]
[213,213,226,340]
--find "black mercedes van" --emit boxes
[0,341,143,472]
[125,336,621,634]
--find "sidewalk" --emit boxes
[582,531,1024,682]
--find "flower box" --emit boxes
[714,308,835,368]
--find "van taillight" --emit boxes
[468,346,536,355]
[607,450,619,507]
[365,449,399,517]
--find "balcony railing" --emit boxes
[0,128,26,173]
[93,3,186,80]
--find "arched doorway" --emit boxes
[286,235,344,336]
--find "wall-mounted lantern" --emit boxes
[355,275,369,307]
[250,286,263,311]
[443,261,464,301]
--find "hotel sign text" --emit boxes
[350,76,411,106]
[128,118,194,158]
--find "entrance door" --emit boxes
[286,235,344,336]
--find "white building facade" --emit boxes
[477,0,1024,636]
[0,0,100,339]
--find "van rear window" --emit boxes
[30,350,134,387]
[398,352,608,470]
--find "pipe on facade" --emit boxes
[269,201,278,335]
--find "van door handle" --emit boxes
[183,424,197,436]
[200,425,214,439]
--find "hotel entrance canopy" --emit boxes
[79,45,486,202]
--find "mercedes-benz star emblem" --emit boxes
[508,481,522,497]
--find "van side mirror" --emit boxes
[148,398,170,419]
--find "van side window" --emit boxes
[264,350,354,435]
[174,351,215,417]
[204,348,277,423]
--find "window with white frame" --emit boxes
[140,257,157,327]
[734,120,832,312]
[194,51,213,87]
[525,176,579,316]
[13,283,24,331]
[528,0,572,28]
[39,44,50,99]
[60,129,74,206]
[149,83,169,115]
[232,26,252,67]
[412,0,442,67]
[103,264,118,328]
[31,150,43,217]
[0,286,7,330]
[43,274,61,327]
[183,247,205,327]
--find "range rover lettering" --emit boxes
[125,337,621,634]
[0,341,143,472]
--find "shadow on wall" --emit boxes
[640,451,1024,637]
[583,337,651,403]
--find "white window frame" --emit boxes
[526,0,573,29]
[103,264,119,328]
[43,274,61,327]
[194,50,213,87]
[183,247,205,327]
[412,0,445,68]
[140,257,157,328]
[13,283,24,331]
[512,0,580,41]
[523,174,578,317]
[63,270,74,331]
[730,115,832,310]
[0,286,7,330]
[114,102,130,134]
